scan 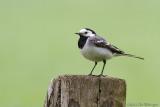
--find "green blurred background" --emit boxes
[0,0,159,107]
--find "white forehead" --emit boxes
[79,29,87,33]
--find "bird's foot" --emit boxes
[88,73,92,76]
[88,73,96,76]
[97,74,106,77]
[88,73,97,76]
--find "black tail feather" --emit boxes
[122,54,144,60]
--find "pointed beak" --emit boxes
[75,32,79,35]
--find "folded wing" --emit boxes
[89,36,125,55]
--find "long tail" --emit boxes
[122,54,144,60]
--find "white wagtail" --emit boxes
[75,28,144,76]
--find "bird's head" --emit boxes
[75,28,96,37]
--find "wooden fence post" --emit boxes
[44,75,126,107]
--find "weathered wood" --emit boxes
[44,75,126,107]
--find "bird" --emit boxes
[75,28,144,76]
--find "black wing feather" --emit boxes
[89,37,144,60]
[90,37,125,54]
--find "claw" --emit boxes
[88,74,97,76]
[88,73,92,76]
[97,74,106,77]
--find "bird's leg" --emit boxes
[98,60,106,76]
[88,62,97,76]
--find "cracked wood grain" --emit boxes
[44,75,126,107]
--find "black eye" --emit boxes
[84,32,88,34]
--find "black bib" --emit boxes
[78,36,88,49]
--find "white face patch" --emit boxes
[79,29,87,33]
[79,28,96,37]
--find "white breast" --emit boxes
[81,41,113,62]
